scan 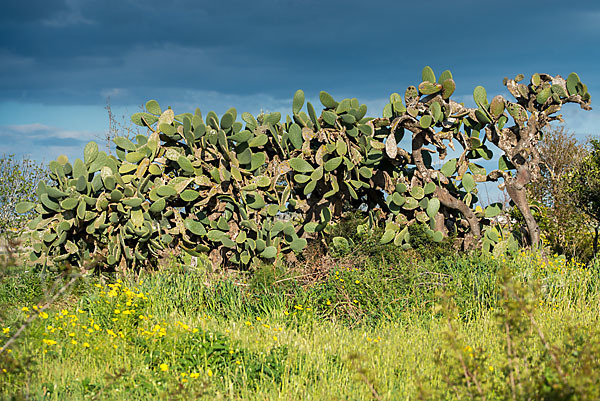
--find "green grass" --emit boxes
[1,250,599,400]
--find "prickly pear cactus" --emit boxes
[16,67,591,270]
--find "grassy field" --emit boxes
[1,249,599,400]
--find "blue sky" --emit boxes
[1,0,599,173]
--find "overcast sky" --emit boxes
[1,0,599,169]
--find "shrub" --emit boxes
[0,154,47,236]
[17,69,592,272]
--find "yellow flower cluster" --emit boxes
[15,280,151,354]
[366,336,382,343]
[11,278,278,384]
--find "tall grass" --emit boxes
[1,249,599,400]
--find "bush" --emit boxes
[20,69,593,272]
[526,126,595,261]
[0,154,47,236]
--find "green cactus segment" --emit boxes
[131,113,159,127]
[380,229,395,244]
[410,186,425,199]
[114,137,136,151]
[322,110,337,126]
[181,190,199,202]
[418,82,442,95]
[288,124,303,149]
[292,90,305,114]
[431,102,442,122]
[423,182,436,195]
[307,102,321,130]
[441,158,457,177]
[359,166,373,179]
[40,194,60,212]
[403,197,419,210]
[15,201,36,214]
[441,79,456,99]
[499,155,515,171]
[84,141,99,165]
[149,198,166,213]
[438,70,453,83]
[157,185,177,197]
[506,103,528,125]
[289,158,314,173]
[462,173,476,192]
[536,87,551,105]
[432,231,443,242]
[421,66,436,83]
[426,198,440,218]
[475,110,491,124]
[324,157,342,171]
[220,113,234,130]
[419,115,433,129]
[473,86,488,107]
[260,246,277,259]
[319,91,338,109]
[391,193,405,206]
[177,156,194,173]
[566,72,580,96]
[146,100,162,115]
[490,96,505,117]
[484,203,502,218]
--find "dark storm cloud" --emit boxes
[2,0,598,107]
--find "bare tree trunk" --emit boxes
[505,167,540,247]
[434,187,481,242]
[412,130,481,247]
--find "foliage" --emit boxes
[427,265,600,400]
[526,126,592,261]
[567,138,600,256]
[0,154,47,237]
[16,68,591,272]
